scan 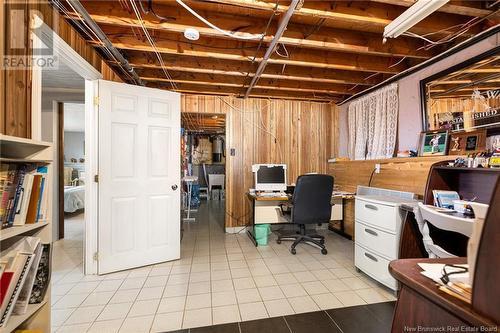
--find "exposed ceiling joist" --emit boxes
[63,4,432,59]
[192,0,482,36]
[139,70,360,95]
[370,0,500,18]
[119,52,381,86]
[91,30,407,74]
[150,82,338,102]
[53,0,496,102]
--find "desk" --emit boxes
[329,194,355,240]
[246,193,348,246]
[246,193,290,246]
[389,258,498,332]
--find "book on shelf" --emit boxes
[0,164,19,228]
[1,164,50,229]
[12,238,43,315]
[28,243,51,304]
[0,252,34,327]
[432,190,460,209]
[0,237,51,327]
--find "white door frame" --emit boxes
[31,16,102,274]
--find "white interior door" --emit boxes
[97,80,180,274]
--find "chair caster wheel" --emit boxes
[291,248,297,255]
[321,249,328,255]
[276,240,281,244]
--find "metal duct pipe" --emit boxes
[68,0,144,86]
[244,0,301,98]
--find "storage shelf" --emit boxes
[2,300,47,333]
[0,222,49,241]
[0,158,52,164]
[0,134,52,160]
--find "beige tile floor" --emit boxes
[51,202,395,333]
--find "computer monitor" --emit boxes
[252,164,287,191]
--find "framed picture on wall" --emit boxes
[448,129,486,155]
[419,130,449,156]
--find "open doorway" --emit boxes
[59,102,86,242]
[40,62,86,270]
[181,113,227,232]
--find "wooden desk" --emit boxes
[329,195,354,240]
[246,193,350,246]
[399,204,428,259]
[246,193,290,246]
[390,258,498,332]
[398,162,500,259]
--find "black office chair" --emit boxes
[276,174,333,255]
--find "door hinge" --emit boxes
[93,252,99,261]
[94,96,99,106]
[94,174,99,183]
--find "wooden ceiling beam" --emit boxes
[370,0,499,19]
[120,51,381,86]
[72,1,432,59]
[188,0,480,37]
[93,27,407,74]
[138,69,360,95]
[148,82,337,102]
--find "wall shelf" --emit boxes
[2,300,48,333]
[0,135,52,160]
[0,222,50,242]
[0,158,52,164]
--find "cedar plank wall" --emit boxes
[1,0,122,138]
[328,156,455,198]
[181,95,338,228]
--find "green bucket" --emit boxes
[255,224,271,246]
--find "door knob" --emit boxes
[172,184,178,190]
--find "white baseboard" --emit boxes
[225,226,247,234]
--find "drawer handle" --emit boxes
[364,252,378,262]
[365,204,378,211]
[364,228,378,236]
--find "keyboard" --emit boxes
[258,192,287,198]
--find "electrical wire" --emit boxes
[138,0,176,22]
[404,8,500,51]
[176,0,264,41]
[217,97,284,162]
[368,167,376,187]
[53,0,136,82]
[275,43,289,58]
[240,1,280,91]
[129,0,178,91]
[388,56,407,69]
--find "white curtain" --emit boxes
[348,83,398,160]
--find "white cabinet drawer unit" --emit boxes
[354,186,417,290]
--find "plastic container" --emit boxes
[255,224,270,246]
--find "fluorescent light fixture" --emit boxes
[383,0,449,41]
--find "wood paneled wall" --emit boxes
[182,95,338,227]
[328,156,455,197]
[1,0,122,138]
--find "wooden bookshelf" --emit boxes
[0,134,52,333]
[1,301,48,333]
[0,222,50,242]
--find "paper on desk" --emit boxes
[418,263,470,285]
[332,191,355,197]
